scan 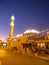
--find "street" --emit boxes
[0,49,49,65]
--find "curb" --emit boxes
[28,53,49,61]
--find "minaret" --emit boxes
[9,14,15,39]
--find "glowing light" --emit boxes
[40,43,45,47]
[24,29,39,34]
[11,14,15,20]
[0,38,4,42]
[3,43,6,47]
[10,23,14,26]
[16,34,23,37]
[0,38,6,42]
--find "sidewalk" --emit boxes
[7,49,49,61]
[28,52,49,61]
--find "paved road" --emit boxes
[0,49,49,65]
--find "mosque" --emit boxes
[7,14,49,54]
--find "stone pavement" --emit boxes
[26,52,49,61]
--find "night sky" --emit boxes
[0,0,49,39]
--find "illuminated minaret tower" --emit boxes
[9,14,15,39]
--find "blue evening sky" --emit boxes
[0,0,49,39]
